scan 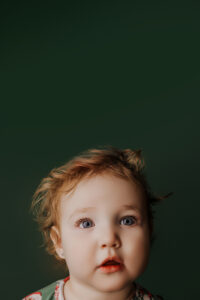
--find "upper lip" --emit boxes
[98,256,123,267]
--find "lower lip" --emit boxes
[99,264,123,273]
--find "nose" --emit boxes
[99,225,121,249]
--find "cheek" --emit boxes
[61,231,94,261]
[124,232,150,276]
[124,230,150,259]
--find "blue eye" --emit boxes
[121,216,136,226]
[78,218,94,229]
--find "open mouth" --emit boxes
[99,258,123,273]
[102,260,121,266]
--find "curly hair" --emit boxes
[31,146,170,263]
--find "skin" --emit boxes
[51,173,151,300]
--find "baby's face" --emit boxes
[56,173,150,294]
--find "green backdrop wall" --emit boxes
[1,1,200,299]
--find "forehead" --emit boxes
[59,173,147,215]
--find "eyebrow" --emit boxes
[68,207,95,220]
[120,204,142,213]
[69,204,142,219]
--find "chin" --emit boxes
[94,276,130,293]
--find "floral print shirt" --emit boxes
[23,276,163,300]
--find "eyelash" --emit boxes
[75,216,137,229]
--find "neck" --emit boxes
[64,277,136,300]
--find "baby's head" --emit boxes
[32,146,165,288]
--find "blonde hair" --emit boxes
[31,146,169,262]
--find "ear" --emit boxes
[50,226,65,259]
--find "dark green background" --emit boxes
[1,1,200,299]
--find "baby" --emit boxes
[23,146,167,300]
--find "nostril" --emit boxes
[101,241,120,248]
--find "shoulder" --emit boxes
[134,282,164,300]
[22,278,67,300]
